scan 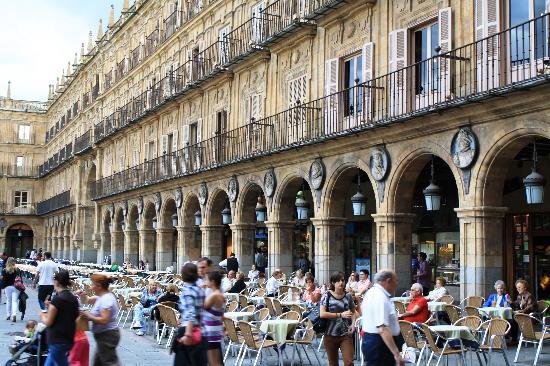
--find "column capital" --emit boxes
[229,222,257,230]
[156,227,176,234]
[138,229,156,234]
[264,220,295,229]
[309,217,346,227]
[175,226,197,233]
[199,224,225,232]
[454,206,508,219]
[371,213,416,223]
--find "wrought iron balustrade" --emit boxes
[146,28,160,57]
[163,10,181,41]
[130,45,141,71]
[36,190,71,216]
[116,59,126,81]
[74,130,92,155]
[0,164,39,177]
[0,203,36,215]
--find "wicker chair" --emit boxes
[477,318,511,366]
[226,301,239,312]
[454,315,482,332]
[420,323,467,366]
[439,295,454,305]
[264,297,277,318]
[399,320,427,366]
[272,298,284,316]
[237,321,279,366]
[156,304,180,348]
[223,317,246,363]
[288,328,321,366]
[460,296,485,308]
[253,308,270,322]
[513,313,550,365]
[251,288,266,297]
[394,300,407,315]
[238,294,248,309]
[444,304,463,324]
[278,310,301,321]
[116,295,133,328]
[240,305,256,313]
[464,306,482,318]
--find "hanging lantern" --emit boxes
[221,206,232,225]
[171,213,178,227]
[255,196,267,222]
[135,217,140,228]
[152,216,158,230]
[423,156,442,211]
[17,229,23,237]
[295,191,309,220]
[351,173,367,216]
[524,140,546,204]
[194,210,202,226]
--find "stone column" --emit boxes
[200,225,224,265]
[455,206,507,299]
[80,207,97,262]
[265,221,295,276]
[139,229,156,270]
[63,233,71,259]
[110,230,124,265]
[156,228,176,271]
[52,236,58,258]
[310,217,346,286]
[176,226,200,270]
[124,229,139,267]
[229,223,256,271]
[372,213,415,294]
[45,227,51,253]
[98,231,111,264]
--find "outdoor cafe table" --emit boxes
[224,312,254,321]
[280,300,306,307]
[248,296,265,305]
[128,292,142,298]
[428,301,447,312]
[429,325,478,351]
[478,307,513,319]
[259,319,300,344]
[224,293,240,302]
[391,297,411,303]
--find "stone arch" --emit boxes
[182,191,201,227]
[111,207,125,264]
[205,188,231,226]
[5,223,34,258]
[234,180,267,223]
[180,191,202,264]
[125,203,140,267]
[83,162,97,203]
[127,204,139,231]
[203,187,231,263]
[271,171,313,222]
[159,196,177,228]
[140,200,157,269]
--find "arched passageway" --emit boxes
[5,223,33,258]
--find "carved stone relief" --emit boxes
[198,182,208,206]
[228,176,239,202]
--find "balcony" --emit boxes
[74,130,92,155]
[1,131,35,145]
[38,142,75,177]
[0,164,38,177]
[92,13,550,200]
[36,190,71,216]
[145,28,160,57]
[162,10,181,41]
[0,203,36,215]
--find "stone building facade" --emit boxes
[2,0,550,298]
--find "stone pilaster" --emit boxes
[98,231,111,264]
[80,207,97,262]
[372,213,415,294]
[455,206,508,299]
[52,236,58,258]
[110,230,124,265]
[264,221,295,276]
[200,225,225,265]
[176,226,200,270]
[229,222,256,271]
[139,229,156,270]
[63,234,71,259]
[123,229,139,267]
[156,227,176,271]
[310,217,346,286]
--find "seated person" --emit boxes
[110,262,119,272]
[9,320,38,355]
[302,276,321,304]
[345,271,359,293]
[426,277,449,301]
[398,283,430,323]
[221,270,236,292]
[266,270,282,297]
[356,269,373,295]
[131,281,162,336]
[247,265,259,281]
[509,279,536,343]
[153,284,180,321]
[292,270,306,288]
[227,272,247,294]
[483,280,511,307]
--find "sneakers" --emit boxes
[135,330,145,336]
[11,315,16,322]
[130,321,141,329]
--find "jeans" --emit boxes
[45,343,71,366]
[38,285,54,311]
[5,286,18,317]
[133,303,152,332]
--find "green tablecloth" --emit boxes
[429,325,476,341]
[224,312,254,321]
[224,293,240,302]
[428,302,447,312]
[478,307,513,319]
[259,319,299,344]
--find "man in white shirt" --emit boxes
[32,252,58,310]
[221,270,236,292]
[361,269,404,366]
[266,269,281,296]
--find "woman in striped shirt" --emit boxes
[203,271,225,366]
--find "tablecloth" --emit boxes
[259,319,299,344]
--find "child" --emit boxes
[69,330,90,366]
[9,320,38,355]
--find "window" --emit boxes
[343,54,363,116]
[147,141,155,160]
[16,156,24,167]
[18,125,31,143]
[189,123,198,145]
[414,22,440,95]
[509,0,547,65]
[14,191,29,207]
[216,110,228,134]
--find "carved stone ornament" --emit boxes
[369,146,391,181]
[263,169,277,198]
[175,188,183,209]
[309,159,325,190]
[137,196,144,214]
[451,127,478,170]
[198,182,208,206]
[122,200,128,217]
[228,176,239,202]
[154,192,162,213]
[109,203,115,218]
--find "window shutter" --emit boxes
[182,124,190,172]
[362,42,374,120]
[251,94,262,119]
[438,8,452,97]
[161,134,169,154]
[218,25,230,64]
[196,118,202,142]
[388,29,408,116]
[171,129,178,173]
[324,58,339,134]
[475,0,500,91]
[195,119,203,169]
[185,50,193,84]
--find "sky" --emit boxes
[0,1,128,102]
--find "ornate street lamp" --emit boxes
[194,210,202,226]
[221,206,232,225]
[255,196,267,222]
[171,213,178,227]
[423,156,442,211]
[152,216,158,230]
[351,173,367,216]
[17,229,23,237]
[524,140,546,204]
[295,191,309,220]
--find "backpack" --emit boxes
[305,292,331,333]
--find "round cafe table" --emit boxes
[259,319,299,344]
[248,296,265,305]
[224,312,254,321]
[224,293,240,302]
[391,297,411,303]
[478,307,513,319]
[428,301,447,312]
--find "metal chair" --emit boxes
[226,300,239,312]
[460,296,485,309]
[444,304,463,324]
[477,318,511,366]
[236,321,279,366]
[238,294,248,309]
[240,305,256,313]
[277,310,301,321]
[222,316,245,363]
[514,313,550,365]
[420,323,467,366]
[394,300,406,315]
[156,304,179,348]
[399,320,427,366]
[439,294,454,305]
[464,306,482,318]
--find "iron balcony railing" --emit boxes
[0,164,39,177]
[162,10,181,41]
[116,59,126,81]
[38,142,74,177]
[74,130,92,155]
[146,28,160,57]
[130,45,141,71]
[92,13,550,199]
[0,203,36,215]
[36,190,71,216]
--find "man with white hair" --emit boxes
[361,269,404,365]
[398,283,430,323]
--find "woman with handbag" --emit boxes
[1,257,22,322]
[173,263,207,366]
[320,271,357,366]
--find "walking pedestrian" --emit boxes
[414,252,431,295]
[32,252,58,310]
[173,262,207,366]
[319,272,357,366]
[78,274,121,366]
[361,269,405,366]
[203,271,225,366]
[254,247,267,274]
[1,257,21,322]
[219,252,239,273]
[39,270,79,366]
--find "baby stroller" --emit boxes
[5,324,48,366]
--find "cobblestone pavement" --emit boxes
[0,288,548,365]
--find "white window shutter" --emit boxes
[171,129,178,173]
[218,25,230,64]
[144,142,149,162]
[182,124,190,172]
[251,94,262,119]
[438,8,452,98]
[324,58,339,134]
[196,118,202,142]
[388,29,408,116]
[183,124,190,146]
[186,50,193,83]
[161,134,169,154]
[475,0,500,91]
[195,119,203,169]
[362,42,374,120]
